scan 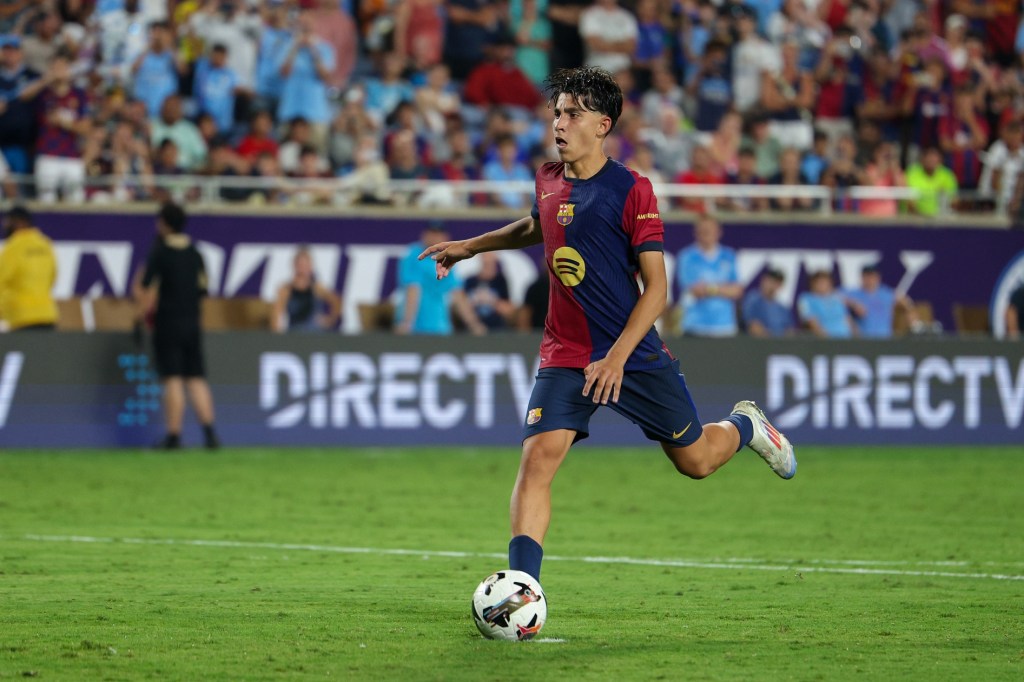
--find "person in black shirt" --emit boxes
[270,246,341,332]
[516,260,549,331]
[137,202,219,449]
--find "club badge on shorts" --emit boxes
[526,408,543,425]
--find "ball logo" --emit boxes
[553,247,585,287]
[526,407,542,425]
[556,203,575,226]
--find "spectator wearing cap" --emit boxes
[151,95,208,172]
[905,146,958,216]
[193,44,241,138]
[395,222,485,335]
[843,263,914,338]
[277,10,336,147]
[35,54,91,203]
[742,267,794,338]
[0,33,46,177]
[579,0,637,75]
[131,22,183,119]
[797,270,854,338]
[464,32,541,110]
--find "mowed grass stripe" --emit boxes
[17,533,1024,582]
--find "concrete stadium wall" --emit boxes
[1,333,1021,448]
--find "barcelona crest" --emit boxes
[526,408,543,425]
[556,203,574,226]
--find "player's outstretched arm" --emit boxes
[419,216,542,279]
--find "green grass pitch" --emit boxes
[1,446,1022,681]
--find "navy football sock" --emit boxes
[508,535,544,581]
[724,414,754,452]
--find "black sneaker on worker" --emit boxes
[156,433,181,450]
[203,425,220,450]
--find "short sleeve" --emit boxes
[796,293,811,321]
[622,176,664,255]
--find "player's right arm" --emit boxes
[418,216,542,280]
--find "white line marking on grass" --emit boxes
[17,534,1024,582]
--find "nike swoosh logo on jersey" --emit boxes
[672,423,692,439]
[540,191,555,200]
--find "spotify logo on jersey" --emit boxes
[553,247,585,287]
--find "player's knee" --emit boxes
[663,445,715,479]
[519,438,568,482]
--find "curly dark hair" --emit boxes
[543,66,623,134]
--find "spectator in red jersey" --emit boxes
[939,83,989,192]
[813,26,860,150]
[236,110,279,161]
[951,0,1020,68]
[902,55,950,158]
[35,53,91,203]
[856,47,901,146]
[674,145,724,212]
[463,32,541,111]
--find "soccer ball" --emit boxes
[471,570,547,641]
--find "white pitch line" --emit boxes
[16,534,1024,582]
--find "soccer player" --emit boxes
[419,67,796,583]
[136,203,220,450]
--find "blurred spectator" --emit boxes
[21,10,62,75]
[482,134,532,209]
[151,94,207,172]
[902,55,950,158]
[0,205,57,332]
[384,100,429,167]
[761,40,815,150]
[939,83,988,192]
[328,90,377,171]
[813,26,859,150]
[236,110,278,161]
[953,0,1020,67]
[822,134,862,211]
[394,0,445,72]
[707,110,742,175]
[464,252,514,331]
[745,114,782,179]
[394,222,485,335]
[687,39,731,135]
[856,47,900,146]
[625,144,664,184]
[35,54,91,203]
[131,22,182,119]
[723,146,767,212]
[98,0,148,84]
[337,134,392,205]
[843,262,915,338]
[277,11,335,145]
[767,0,829,70]
[0,34,45,176]
[85,119,153,202]
[289,144,334,205]
[363,51,414,127]
[675,145,723,212]
[464,32,541,110]
[271,246,341,333]
[389,128,430,184]
[547,0,586,72]
[801,129,829,184]
[248,151,289,205]
[516,259,549,331]
[510,0,550,86]
[309,0,357,90]
[675,214,741,337]
[1005,281,1023,339]
[632,0,668,89]
[742,267,794,337]
[732,5,778,114]
[205,137,251,202]
[193,44,240,138]
[769,147,814,211]
[196,112,219,148]
[443,0,498,81]
[859,141,905,216]
[980,120,1024,211]
[640,62,685,130]
[905,146,958,216]
[645,106,693,179]
[797,269,854,338]
[279,117,327,175]
[189,0,260,93]
[579,0,636,75]
[254,0,291,115]
[414,64,458,151]
[152,138,183,175]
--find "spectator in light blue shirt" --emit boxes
[394,223,486,335]
[255,1,292,112]
[131,22,180,119]
[277,11,335,128]
[798,270,854,338]
[482,135,533,209]
[844,263,914,338]
[193,45,239,137]
[742,267,794,337]
[676,214,743,337]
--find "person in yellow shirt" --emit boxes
[0,206,58,331]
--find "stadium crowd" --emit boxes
[0,0,1020,214]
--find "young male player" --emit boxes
[137,203,220,450]
[420,67,796,583]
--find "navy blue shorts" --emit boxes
[522,359,704,447]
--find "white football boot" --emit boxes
[731,400,797,479]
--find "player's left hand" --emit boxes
[583,357,625,405]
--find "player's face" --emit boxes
[551,94,609,164]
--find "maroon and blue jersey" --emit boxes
[531,159,671,371]
[36,87,89,158]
